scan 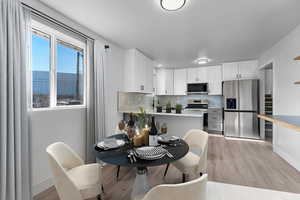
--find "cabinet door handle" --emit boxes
[165,90,167,94]
[140,85,144,91]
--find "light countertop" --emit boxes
[257,114,300,132]
[119,110,204,118]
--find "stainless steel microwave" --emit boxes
[187,83,208,94]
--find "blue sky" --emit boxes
[32,34,83,73]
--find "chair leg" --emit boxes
[101,184,104,193]
[163,163,170,177]
[97,194,102,200]
[182,173,186,183]
[116,165,120,180]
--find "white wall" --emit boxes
[22,0,125,195]
[104,47,125,136]
[259,24,300,171]
[30,108,86,194]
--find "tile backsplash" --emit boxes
[156,95,223,108]
[118,92,223,112]
[118,92,153,112]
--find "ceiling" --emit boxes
[39,0,300,68]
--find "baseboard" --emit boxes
[274,146,300,172]
[32,178,53,196]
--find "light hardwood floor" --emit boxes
[34,135,300,200]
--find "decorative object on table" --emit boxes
[166,102,172,113]
[118,120,126,131]
[97,138,125,150]
[175,104,183,114]
[149,116,158,146]
[133,133,144,147]
[142,127,150,146]
[160,123,168,134]
[126,113,136,140]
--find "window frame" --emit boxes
[30,20,87,110]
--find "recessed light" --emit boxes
[195,58,211,65]
[157,64,163,68]
[160,0,186,11]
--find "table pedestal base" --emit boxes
[131,167,151,200]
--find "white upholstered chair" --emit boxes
[164,129,208,182]
[141,174,207,200]
[46,142,103,200]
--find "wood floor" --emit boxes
[34,135,300,200]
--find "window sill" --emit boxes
[30,105,87,112]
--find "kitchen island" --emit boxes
[120,110,204,138]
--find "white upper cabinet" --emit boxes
[144,58,154,93]
[238,60,258,80]
[187,67,208,83]
[123,49,153,93]
[174,68,187,95]
[156,68,174,95]
[207,66,222,95]
[222,60,258,81]
[222,62,239,81]
[187,67,199,83]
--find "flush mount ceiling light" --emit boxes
[160,0,186,11]
[195,58,211,65]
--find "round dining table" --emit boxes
[94,134,189,200]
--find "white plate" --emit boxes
[97,139,125,149]
[158,135,179,142]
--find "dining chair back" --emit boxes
[183,129,208,173]
[47,142,84,200]
[142,174,207,200]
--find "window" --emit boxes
[32,30,51,108]
[31,20,86,109]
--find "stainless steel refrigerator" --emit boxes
[223,79,260,139]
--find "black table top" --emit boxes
[93,134,189,168]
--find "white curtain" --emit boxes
[86,40,107,163]
[0,0,32,200]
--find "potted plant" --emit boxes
[166,102,172,113]
[175,104,183,114]
[156,105,162,113]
